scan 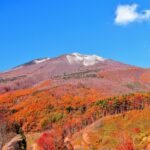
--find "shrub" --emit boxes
[117,134,134,150]
[38,132,55,150]
[40,113,64,129]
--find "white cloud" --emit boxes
[115,4,150,25]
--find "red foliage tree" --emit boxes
[117,134,134,150]
[37,129,69,150]
[132,127,141,134]
[37,132,55,150]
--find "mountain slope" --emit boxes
[0,53,150,95]
[1,53,150,149]
[71,108,150,150]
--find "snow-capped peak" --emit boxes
[66,53,106,66]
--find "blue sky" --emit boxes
[0,0,150,71]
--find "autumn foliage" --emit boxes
[0,80,150,149]
[117,134,134,150]
[38,132,55,150]
[0,80,150,133]
[37,128,74,150]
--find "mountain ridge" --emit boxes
[0,52,150,95]
[1,52,136,72]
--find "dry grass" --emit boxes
[72,108,150,150]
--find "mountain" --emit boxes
[1,53,150,149]
[0,52,150,95]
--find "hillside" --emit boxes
[1,84,150,149]
[71,108,150,150]
[1,53,150,149]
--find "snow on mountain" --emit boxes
[66,53,106,66]
[9,58,51,72]
[20,57,50,66]
[33,58,50,64]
